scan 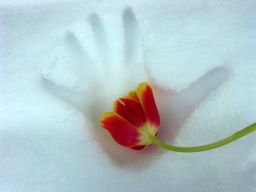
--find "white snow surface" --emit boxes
[1,0,256,192]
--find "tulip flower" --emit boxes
[100,82,256,152]
[100,83,160,150]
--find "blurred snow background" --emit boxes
[1,0,256,192]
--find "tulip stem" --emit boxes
[150,122,256,153]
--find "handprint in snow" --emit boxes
[43,7,228,168]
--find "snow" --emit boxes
[1,0,256,192]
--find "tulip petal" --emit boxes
[131,145,146,150]
[136,82,160,128]
[100,112,142,147]
[127,91,139,101]
[114,98,146,128]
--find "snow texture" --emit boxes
[1,0,256,192]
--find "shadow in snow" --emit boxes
[153,67,228,143]
[43,66,228,170]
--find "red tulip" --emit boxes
[100,82,160,150]
[100,82,256,153]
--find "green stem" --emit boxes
[150,122,256,153]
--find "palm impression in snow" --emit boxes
[43,7,255,164]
